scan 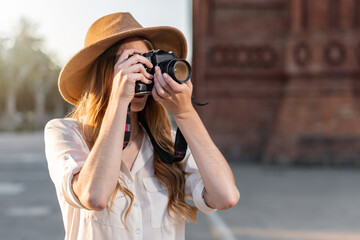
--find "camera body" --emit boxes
[135,50,192,95]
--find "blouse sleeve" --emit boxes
[182,149,217,214]
[44,118,89,209]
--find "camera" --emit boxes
[134,50,192,95]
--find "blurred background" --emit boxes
[1,0,360,240]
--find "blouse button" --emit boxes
[127,179,133,184]
[135,228,141,234]
[63,154,70,160]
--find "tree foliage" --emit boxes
[0,17,65,130]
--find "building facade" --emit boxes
[192,0,360,164]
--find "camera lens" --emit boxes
[173,61,190,82]
[162,59,191,83]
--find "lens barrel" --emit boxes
[134,50,192,95]
[159,59,192,83]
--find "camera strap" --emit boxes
[122,105,132,149]
[122,104,187,163]
[139,117,187,163]
[123,97,207,163]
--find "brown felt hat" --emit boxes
[59,12,188,105]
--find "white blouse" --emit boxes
[44,118,216,240]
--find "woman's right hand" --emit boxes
[110,49,153,105]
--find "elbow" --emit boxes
[81,192,109,211]
[88,196,108,211]
[217,188,240,210]
[229,189,240,208]
[72,175,109,211]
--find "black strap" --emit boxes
[123,105,131,149]
[191,95,208,106]
[139,117,187,164]
[122,104,187,163]
[123,96,208,163]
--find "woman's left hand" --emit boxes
[152,66,194,117]
[153,67,239,211]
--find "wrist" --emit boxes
[109,88,133,106]
[118,97,132,107]
[172,106,197,121]
[104,98,130,119]
[100,98,129,137]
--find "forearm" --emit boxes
[174,108,239,210]
[73,100,128,210]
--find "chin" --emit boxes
[131,95,148,112]
[130,106,145,112]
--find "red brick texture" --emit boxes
[193,0,360,164]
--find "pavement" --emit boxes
[0,131,360,240]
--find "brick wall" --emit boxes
[193,0,360,164]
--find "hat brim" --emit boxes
[59,26,187,105]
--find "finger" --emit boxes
[115,49,148,72]
[155,83,170,98]
[116,71,152,84]
[116,49,142,63]
[154,74,170,98]
[123,64,153,79]
[154,66,173,94]
[162,72,183,93]
[127,54,153,69]
[151,85,161,102]
[126,73,153,85]
[184,78,193,88]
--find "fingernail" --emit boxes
[155,66,160,71]
[149,74,154,78]
[163,73,168,78]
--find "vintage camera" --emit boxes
[135,50,192,95]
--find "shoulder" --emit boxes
[45,118,80,132]
[44,118,85,144]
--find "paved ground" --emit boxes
[217,163,360,240]
[1,132,360,240]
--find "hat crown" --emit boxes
[84,12,143,47]
[59,12,187,105]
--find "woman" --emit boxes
[45,12,239,240]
